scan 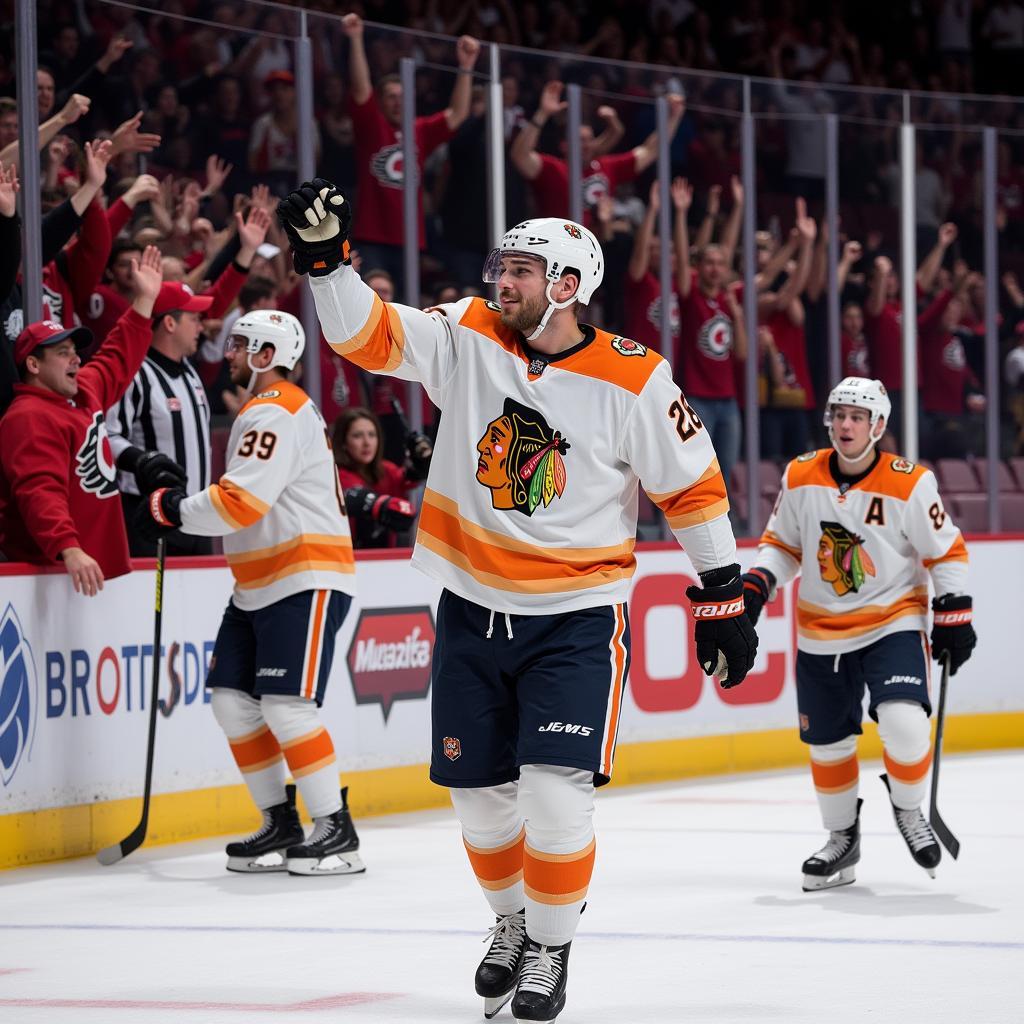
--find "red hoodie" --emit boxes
[0,308,152,576]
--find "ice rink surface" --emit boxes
[2,751,1021,1024]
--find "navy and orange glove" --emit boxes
[276,178,352,277]
[931,594,976,675]
[740,566,776,626]
[685,563,758,689]
[133,486,184,543]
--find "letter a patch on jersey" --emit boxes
[475,398,570,516]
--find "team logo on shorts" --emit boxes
[476,398,570,516]
[799,713,810,732]
[611,336,647,357]
[443,736,462,761]
[817,521,876,596]
[563,223,582,239]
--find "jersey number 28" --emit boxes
[668,393,704,443]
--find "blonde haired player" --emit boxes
[277,179,757,1024]
[742,376,977,890]
[135,310,363,876]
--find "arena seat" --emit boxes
[972,458,1017,493]
[730,461,782,498]
[950,494,989,533]
[999,493,1024,531]
[1009,457,1024,491]
[935,459,978,494]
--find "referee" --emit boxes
[106,281,215,556]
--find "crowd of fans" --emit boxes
[1,0,1024,586]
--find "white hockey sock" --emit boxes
[210,688,288,811]
[877,700,932,810]
[519,765,595,948]
[262,695,341,819]
[450,783,525,916]
[809,735,860,831]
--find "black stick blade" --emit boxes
[930,809,961,860]
[96,824,146,866]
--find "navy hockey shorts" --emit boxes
[795,630,932,745]
[429,589,631,789]
[206,589,351,707]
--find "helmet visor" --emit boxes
[482,248,546,284]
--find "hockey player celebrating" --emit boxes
[135,309,363,876]
[742,376,977,891]
[278,179,757,1022]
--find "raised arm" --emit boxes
[591,104,625,157]
[342,14,373,106]
[866,255,891,317]
[672,177,694,297]
[917,221,957,295]
[769,200,815,318]
[0,93,90,167]
[631,93,685,175]
[511,81,566,182]
[837,239,862,294]
[693,185,720,253]
[628,181,659,282]
[719,176,744,268]
[445,36,481,132]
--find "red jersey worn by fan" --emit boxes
[338,462,415,548]
[624,271,680,353]
[530,152,636,227]
[764,308,815,409]
[918,290,979,414]
[842,332,871,377]
[677,283,739,399]
[348,96,453,248]
[0,310,152,577]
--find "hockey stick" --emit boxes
[97,537,166,865]
[929,652,961,860]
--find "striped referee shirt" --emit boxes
[106,349,212,497]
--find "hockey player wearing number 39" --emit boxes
[278,178,758,1024]
[742,377,977,892]
[135,309,364,876]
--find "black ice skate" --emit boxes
[226,784,304,873]
[802,798,862,892]
[287,786,365,876]
[475,909,527,1019]
[881,774,941,877]
[511,938,571,1024]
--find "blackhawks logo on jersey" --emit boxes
[817,521,876,596]
[476,398,570,516]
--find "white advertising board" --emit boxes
[1,540,1021,815]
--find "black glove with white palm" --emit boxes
[685,563,759,689]
[276,178,352,277]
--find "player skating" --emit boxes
[741,377,977,890]
[277,179,758,1022]
[135,310,364,876]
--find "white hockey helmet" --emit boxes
[230,309,305,372]
[482,218,604,340]
[824,376,891,457]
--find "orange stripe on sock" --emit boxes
[281,727,336,779]
[810,754,859,793]
[883,748,932,784]
[229,725,282,773]
[464,828,526,888]
[523,839,596,906]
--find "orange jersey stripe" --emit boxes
[524,840,596,906]
[228,537,356,589]
[760,530,801,561]
[464,828,526,886]
[327,292,406,373]
[304,590,328,700]
[281,726,336,778]
[229,725,282,774]
[240,379,308,416]
[923,533,968,568]
[798,587,929,642]
[601,606,627,775]
[883,748,932,785]
[210,478,271,530]
[810,754,859,793]
[647,460,731,531]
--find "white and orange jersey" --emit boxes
[755,449,968,654]
[179,380,355,610]
[309,265,737,615]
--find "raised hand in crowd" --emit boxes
[122,173,161,210]
[341,11,364,37]
[110,111,161,157]
[670,175,693,213]
[97,34,133,74]
[131,244,164,318]
[236,205,272,260]
[69,138,112,215]
[57,93,91,130]
[203,155,234,198]
[176,181,202,237]
[794,196,817,244]
[730,174,744,208]
[456,35,481,69]
[539,80,568,120]
[249,183,273,213]
[0,163,19,218]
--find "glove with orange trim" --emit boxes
[740,566,776,626]
[133,486,184,543]
[931,594,976,675]
[277,178,352,277]
[686,563,758,689]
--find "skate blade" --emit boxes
[484,989,514,1019]
[287,850,366,876]
[802,866,856,892]
[226,851,289,873]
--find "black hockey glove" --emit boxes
[276,178,352,277]
[740,566,776,626]
[931,594,976,676]
[126,449,187,493]
[685,563,758,689]
[133,486,185,543]
[404,431,433,482]
[344,487,417,532]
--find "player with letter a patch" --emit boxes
[741,376,977,891]
[134,309,364,877]
[278,179,758,1023]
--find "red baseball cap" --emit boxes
[14,319,92,366]
[152,282,214,319]
[264,69,295,89]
